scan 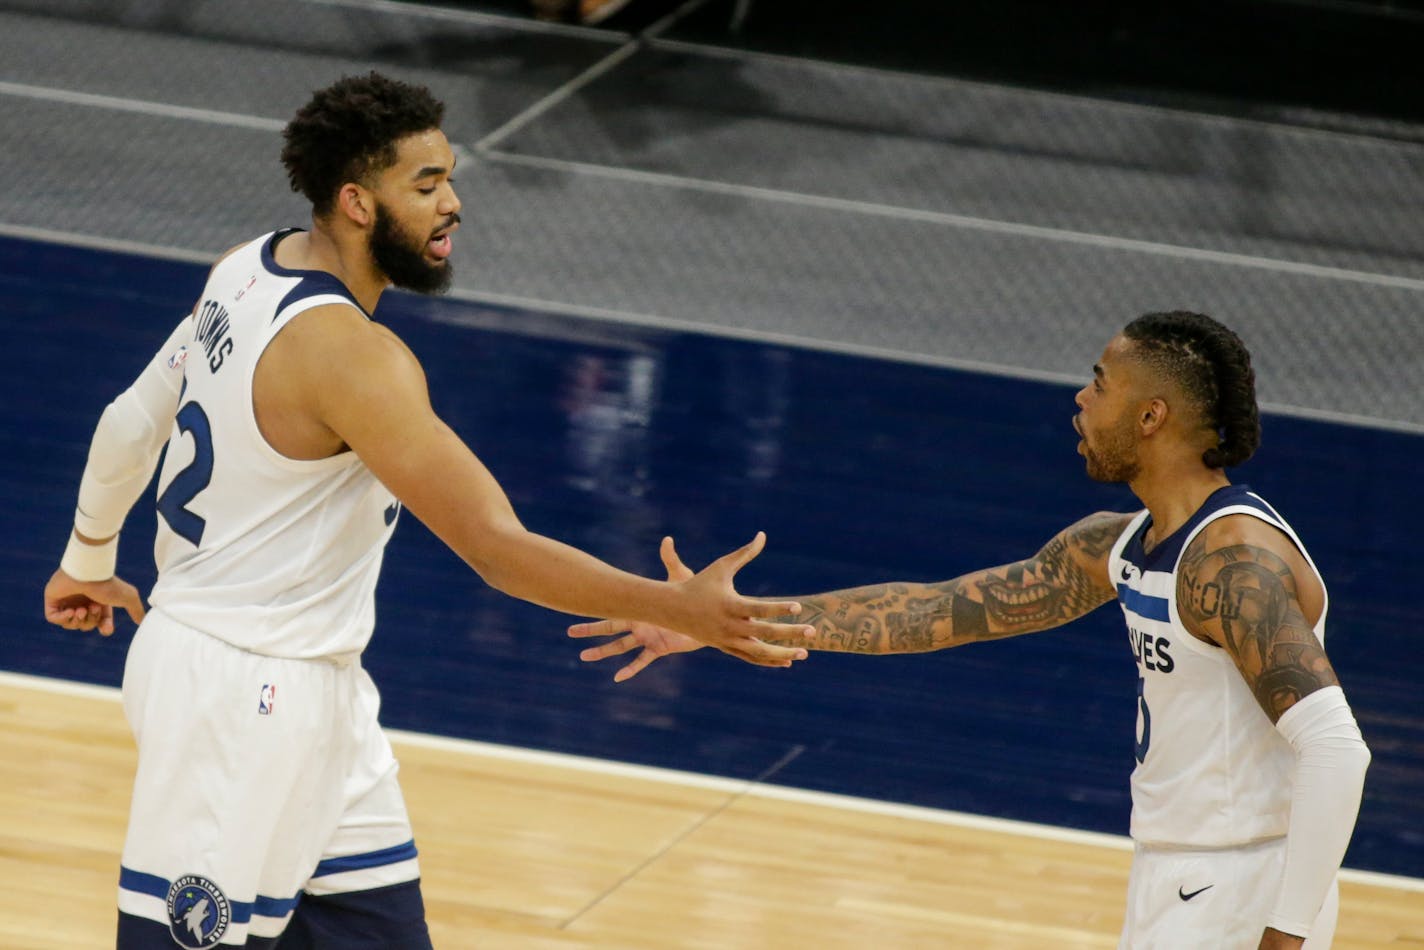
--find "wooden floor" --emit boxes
[2,676,1419,949]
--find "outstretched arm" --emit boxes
[291,307,810,668]
[1176,516,1370,948]
[765,510,1131,653]
[573,511,1132,678]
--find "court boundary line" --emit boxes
[5,78,1423,297]
[5,222,1420,436]
[0,80,287,131]
[3,670,1420,893]
[477,151,1424,294]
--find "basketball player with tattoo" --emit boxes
[41,72,810,949]
[574,312,1371,949]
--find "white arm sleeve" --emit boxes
[1266,685,1371,937]
[71,317,190,541]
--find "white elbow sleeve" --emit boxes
[1266,685,1372,937]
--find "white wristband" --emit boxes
[60,530,118,582]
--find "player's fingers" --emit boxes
[751,619,818,642]
[660,536,695,582]
[568,619,632,640]
[613,649,661,683]
[742,598,804,621]
[712,531,766,576]
[717,639,808,667]
[116,581,147,625]
[579,635,641,662]
[98,605,116,637]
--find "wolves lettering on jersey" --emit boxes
[1107,485,1329,849]
[149,230,398,661]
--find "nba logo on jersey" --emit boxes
[166,345,189,370]
[258,684,276,715]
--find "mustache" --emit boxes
[432,213,461,236]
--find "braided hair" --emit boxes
[1122,311,1261,469]
[281,72,445,216]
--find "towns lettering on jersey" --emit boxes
[1128,624,1174,673]
[195,299,234,373]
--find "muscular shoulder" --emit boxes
[1176,513,1335,719]
[1177,514,1320,623]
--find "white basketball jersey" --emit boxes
[1108,485,1328,848]
[148,230,399,660]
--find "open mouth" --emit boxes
[980,580,1057,625]
[428,219,459,260]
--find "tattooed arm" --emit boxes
[1175,515,1336,719]
[570,512,1132,679]
[759,510,1132,653]
[1177,515,1369,948]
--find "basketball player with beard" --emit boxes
[42,72,811,948]
[574,312,1372,949]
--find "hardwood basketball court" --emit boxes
[3,674,1418,949]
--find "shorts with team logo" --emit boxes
[1119,837,1339,949]
[116,609,424,948]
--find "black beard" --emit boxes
[370,206,452,295]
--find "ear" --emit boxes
[1138,397,1169,436]
[335,183,374,228]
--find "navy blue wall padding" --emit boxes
[3,235,1418,879]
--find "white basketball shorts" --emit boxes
[116,609,420,947]
[1119,837,1339,949]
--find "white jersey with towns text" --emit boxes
[148,229,399,660]
[1107,484,1328,848]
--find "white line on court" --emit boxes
[0,80,286,132]
[478,150,1424,294]
[3,670,1420,894]
[5,221,1422,436]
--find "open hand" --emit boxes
[570,535,812,679]
[664,532,814,668]
[44,568,147,636]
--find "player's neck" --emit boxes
[278,226,388,313]
[1130,462,1232,550]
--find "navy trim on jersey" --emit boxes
[260,228,370,320]
[119,866,300,923]
[1116,585,1170,621]
[119,866,170,899]
[1120,484,1268,570]
[311,840,419,878]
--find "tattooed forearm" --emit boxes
[759,511,1128,654]
[759,580,981,654]
[1178,540,1338,720]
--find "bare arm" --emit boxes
[763,510,1131,653]
[292,308,809,665]
[572,512,1132,679]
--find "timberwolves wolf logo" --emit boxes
[166,874,230,948]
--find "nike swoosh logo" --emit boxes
[1178,884,1214,901]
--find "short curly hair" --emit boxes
[1123,311,1261,469]
[281,72,446,216]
